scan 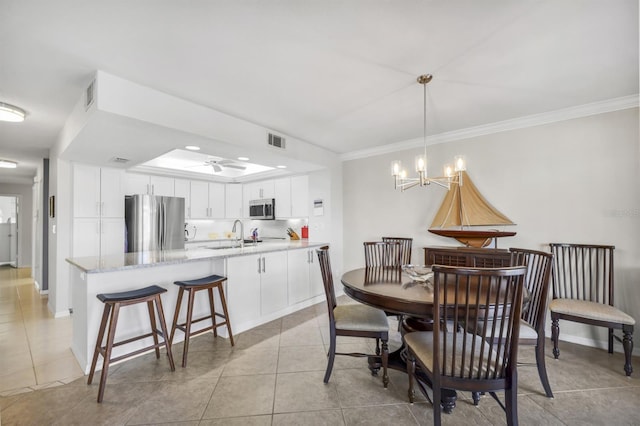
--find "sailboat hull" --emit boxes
[428,229,517,248]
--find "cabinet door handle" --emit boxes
[309,250,313,264]
[262,257,266,273]
[257,258,261,274]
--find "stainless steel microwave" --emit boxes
[249,198,275,220]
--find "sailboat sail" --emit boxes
[429,171,516,247]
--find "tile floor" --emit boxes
[1,266,639,425]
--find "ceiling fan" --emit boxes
[205,158,247,173]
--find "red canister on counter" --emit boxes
[301,226,309,239]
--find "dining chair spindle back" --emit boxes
[405,265,527,426]
[549,243,634,376]
[316,246,390,387]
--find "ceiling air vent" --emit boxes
[85,79,96,110]
[109,157,130,164]
[268,133,286,149]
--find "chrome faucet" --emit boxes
[232,219,244,248]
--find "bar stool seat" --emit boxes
[88,284,175,403]
[170,274,234,367]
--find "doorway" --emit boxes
[0,195,18,267]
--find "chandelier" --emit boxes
[391,74,466,191]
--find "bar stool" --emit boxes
[87,285,175,403]
[170,274,234,367]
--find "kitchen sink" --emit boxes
[205,245,240,250]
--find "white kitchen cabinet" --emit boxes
[244,180,274,200]
[73,165,101,218]
[190,181,209,218]
[288,248,311,304]
[274,178,292,219]
[73,218,101,258]
[288,247,324,305]
[190,181,225,219]
[290,175,309,217]
[123,173,174,196]
[174,179,191,219]
[72,217,125,257]
[208,183,225,218]
[73,164,125,258]
[226,254,261,327]
[260,251,288,315]
[73,164,124,218]
[225,184,243,219]
[225,250,288,327]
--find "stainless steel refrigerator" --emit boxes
[125,195,185,252]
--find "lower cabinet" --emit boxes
[225,250,288,328]
[288,248,324,305]
[226,247,322,332]
[259,251,288,315]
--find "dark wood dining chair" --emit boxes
[405,265,527,426]
[316,246,390,387]
[549,243,634,376]
[363,241,402,268]
[366,240,404,329]
[382,237,413,265]
[509,247,554,398]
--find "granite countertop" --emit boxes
[66,240,328,274]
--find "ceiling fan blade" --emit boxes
[224,164,247,170]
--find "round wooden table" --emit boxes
[340,266,459,412]
[341,266,436,317]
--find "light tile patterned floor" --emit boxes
[1,266,639,425]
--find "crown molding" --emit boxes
[340,95,639,162]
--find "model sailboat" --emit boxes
[428,171,516,247]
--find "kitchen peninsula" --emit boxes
[66,240,327,373]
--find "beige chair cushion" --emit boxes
[405,331,504,377]
[519,320,538,340]
[334,304,389,332]
[466,319,537,340]
[550,299,635,325]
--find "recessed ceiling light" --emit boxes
[0,102,26,122]
[0,159,18,168]
[185,145,200,151]
[237,156,249,161]
[276,165,287,169]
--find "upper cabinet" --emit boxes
[190,181,225,219]
[174,179,191,219]
[290,175,309,217]
[274,178,291,219]
[73,164,124,218]
[225,184,243,219]
[243,176,309,219]
[273,175,309,219]
[123,173,174,196]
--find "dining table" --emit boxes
[340,265,529,413]
[340,265,461,412]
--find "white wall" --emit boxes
[0,183,34,267]
[342,107,640,353]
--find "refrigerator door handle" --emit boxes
[159,203,165,250]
